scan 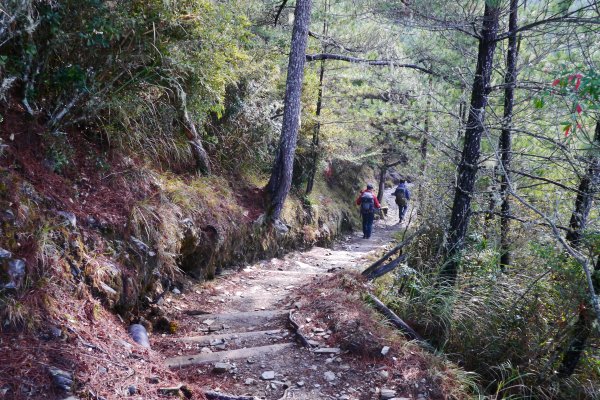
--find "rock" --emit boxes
[381,346,390,356]
[118,339,133,350]
[99,282,118,299]
[57,211,77,228]
[127,385,136,395]
[172,288,181,295]
[130,236,156,257]
[158,385,192,398]
[49,325,63,339]
[272,219,289,235]
[379,370,389,379]
[324,371,336,382]
[210,338,225,346]
[245,378,256,385]
[48,367,73,392]
[0,248,12,259]
[158,386,183,396]
[212,362,231,373]
[380,388,397,399]
[261,371,275,380]
[147,376,160,384]
[128,324,150,348]
[0,209,15,222]
[200,347,212,354]
[180,386,193,399]
[4,258,26,289]
[296,381,305,387]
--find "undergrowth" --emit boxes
[374,229,600,398]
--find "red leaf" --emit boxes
[552,79,560,86]
[577,123,582,129]
[565,125,571,137]
[575,77,581,90]
[576,104,582,114]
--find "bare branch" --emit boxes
[273,0,289,26]
[305,53,437,75]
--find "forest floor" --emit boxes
[148,190,459,400]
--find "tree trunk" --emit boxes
[305,59,325,195]
[418,75,432,210]
[377,165,386,204]
[566,121,600,246]
[499,0,519,269]
[266,0,313,221]
[439,2,501,285]
[558,120,600,378]
[177,88,211,175]
[306,0,329,195]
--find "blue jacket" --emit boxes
[394,183,410,200]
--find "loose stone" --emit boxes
[261,371,275,380]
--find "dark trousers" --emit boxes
[397,200,408,221]
[361,212,374,238]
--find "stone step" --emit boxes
[247,269,325,276]
[177,329,284,345]
[194,309,289,333]
[165,342,295,368]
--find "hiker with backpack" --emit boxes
[355,183,381,239]
[394,179,410,223]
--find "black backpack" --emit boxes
[395,186,407,203]
[360,191,375,214]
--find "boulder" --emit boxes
[128,324,150,348]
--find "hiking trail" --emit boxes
[153,189,420,400]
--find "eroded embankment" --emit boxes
[0,113,363,399]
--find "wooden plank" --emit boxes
[364,254,408,281]
[311,347,341,354]
[166,342,295,368]
[366,293,434,352]
[361,226,426,277]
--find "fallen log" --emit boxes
[361,226,426,278]
[367,293,434,352]
[205,391,259,400]
[363,254,408,281]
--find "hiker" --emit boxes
[394,179,410,223]
[355,183,381,239]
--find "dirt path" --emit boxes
[154,189,418,400]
